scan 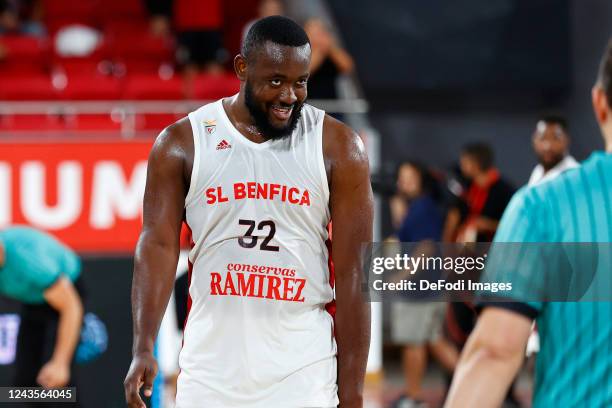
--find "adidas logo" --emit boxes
[216,140,231,150]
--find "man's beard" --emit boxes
[244,81,303,141]
[539,153,565,171]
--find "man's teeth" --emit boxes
[273,106,292,112]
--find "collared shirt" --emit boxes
[482,151,612,407]
[527,155,579,186]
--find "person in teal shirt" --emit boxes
[0,226,84,394]
[446,40,612,407]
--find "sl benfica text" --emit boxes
[205,181,313,303]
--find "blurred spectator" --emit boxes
[0,226,83,403]
[443,144,519,406]
[391,161,443,240]
[389,161,459,408]
[174,0,226,75]
[525,115,579,359]
[303,17,354,100]
[144,0,172,37]
[528,114,579,186]
[445,143,515,243]
[0,0,44,36]
[242,0,285,44]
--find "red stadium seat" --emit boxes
[0,60,49,77]
[222,0,259,59]
[57,73,123,100]
[103,19,150,38]
[106,31,174,62]
[0,114,121,132]
[0,74,57,100]
[70,114,122,131]
[123,74,184,100]
[192,73,240,100]
[174,0,223,31]
[42,0,98,24]
[53,58,114,76]
[97,0,146,21]
[45,19,99,36]
[136,113,184,130]
[0,114,66,131]
[113,60,175,78]
[0,36,50,64]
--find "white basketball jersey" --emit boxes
[176,98,338,408]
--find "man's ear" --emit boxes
[234,54,247,81]
[592,85,609,125]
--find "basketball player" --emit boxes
[445,39,612,407]
[527,114,578,186]
[0,226,84,403]
[124,16,373,408]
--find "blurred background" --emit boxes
[0,0,610,407]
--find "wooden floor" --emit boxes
[160,363,533,408]
[363,363,533,408]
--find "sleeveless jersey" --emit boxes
[176,99,338,408]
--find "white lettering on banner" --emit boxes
[0,314,20,365]
[90,161,147,229]
[0,164,10,226]
[21,161,82,229]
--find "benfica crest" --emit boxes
[204,119,216,135]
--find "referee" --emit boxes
[0,226,84,400]
[445,39,612,407]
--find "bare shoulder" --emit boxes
[151,117,193,160]
[149,117,194,180]
[322,114,368,173]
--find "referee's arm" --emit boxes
[446,187,543,408]
[444,306,532,408]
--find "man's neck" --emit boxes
[226,93,251,124]
[474,172,491,187]
[541,157,564,174]
[223,94,268,144]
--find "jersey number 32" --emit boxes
[238,219,279,252]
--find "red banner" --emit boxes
[0,140,153,252]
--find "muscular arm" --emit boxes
[444,307,532,408]
[324,116,373,407]
[125,119,193,408]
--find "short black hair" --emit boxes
[461,142,494,171]
[597,38,612,104]
[538,113,568,131]
[242,16,310,60]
